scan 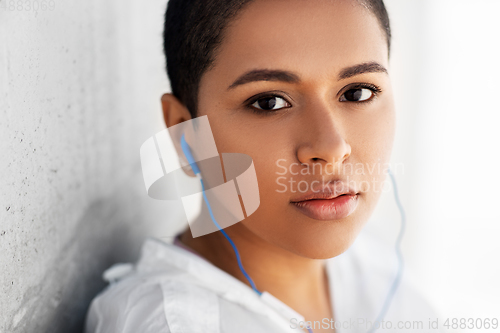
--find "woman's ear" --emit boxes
[161,93,192,128]
[160,93,196,177]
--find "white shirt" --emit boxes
[84,231,443,333]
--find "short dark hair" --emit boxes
[163,0,391,118]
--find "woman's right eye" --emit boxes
[250,96,291,111]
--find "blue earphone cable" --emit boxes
[181,134,262,295]
[366,167,406,333]
[198,176,262,295]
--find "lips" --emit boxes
[290,182,359,220]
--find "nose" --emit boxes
[296,102,351,172]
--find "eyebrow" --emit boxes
[227,69,300,90]
[338,62,388,80]
[227,61,387,90]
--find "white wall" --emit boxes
[377,0,500,328]
[0,1,186,332]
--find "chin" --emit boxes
[281,195,376,259]
[270,215,366,260]
[296,229,361,259]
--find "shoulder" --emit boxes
[85,271,171,333]
[84,238,226,333]
[390,276,441,319]
[327,230,443,331]
[84,264,262,333]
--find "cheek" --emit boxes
[198,111,290,212]
[350,98,395,162]
[349,98,395,203]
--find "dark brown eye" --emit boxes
[251,96,289,111]
[340,88,374,102]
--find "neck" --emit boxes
[180,223,333,320]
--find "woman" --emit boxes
[85,0,440,332]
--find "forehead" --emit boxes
[202,0,388,88]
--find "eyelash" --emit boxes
[346,83,383,99]
[244,91,291,115]
[245,83,383,114]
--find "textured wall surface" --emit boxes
[0,1,187,332]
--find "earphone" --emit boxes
[181,134,261,294]
[180,133,406,333]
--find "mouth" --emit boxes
[290,184,359,221]
[290,194,359,220]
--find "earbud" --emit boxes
[180,133,201,175]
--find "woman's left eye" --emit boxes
[250,96,290,111]
[340,88,376,102]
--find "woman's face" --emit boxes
[196,0,395,259]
